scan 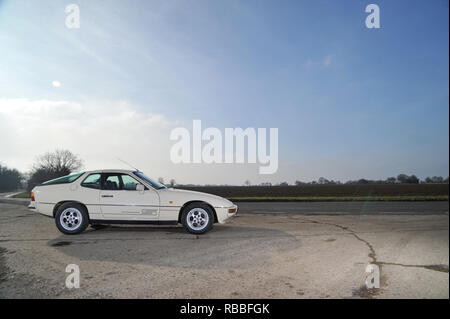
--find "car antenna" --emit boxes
[117,158,140,172]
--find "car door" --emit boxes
[99,173,160,221]
[78,173,102,220]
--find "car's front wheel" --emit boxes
[181,203,214,234]
[55,203,89,235]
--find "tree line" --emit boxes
[245,174,449,187]
[0,149,83,192]
[0,164,23,192]
[0,149,449,192]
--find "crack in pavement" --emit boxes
[298,217,384,298]
[299,217,448,273]
[300,217,449,298]
[377,262,449,273]
[300,218,378,263]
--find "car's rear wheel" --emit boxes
[55,203,89,235]
[181,203,214,234]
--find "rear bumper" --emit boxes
[28,201,53,217]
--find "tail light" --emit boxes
[31,192,35,201]
[228,208,237,214]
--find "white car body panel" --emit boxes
[29,169,237,225]
[99,188,159,221]
[157,188,235,223]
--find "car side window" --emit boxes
[81,173,101,189]
[102,175,121,190]
[121,174,142,191]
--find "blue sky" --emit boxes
[0,0,448,184]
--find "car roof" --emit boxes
[82,169,137,174]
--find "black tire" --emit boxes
[181,202,214,234]
[91,224,107,230]
[55,202,89,235]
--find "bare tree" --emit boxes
[386,177,396,184]
[169,179,176,187]
[396,174,409,183]
[27,149,83,191]
[244,180,251,186]
[397,174,419,184]
[158,177,165,185]
[425,176,444,183]
[33,149,83,175]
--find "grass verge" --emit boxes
[11,192,30,199]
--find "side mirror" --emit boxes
[136,184,145,192]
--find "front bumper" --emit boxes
[215,204,238,224]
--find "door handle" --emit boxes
[101,195,114,198]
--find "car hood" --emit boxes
[157,188,233,207]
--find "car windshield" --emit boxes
[133,171,166,190]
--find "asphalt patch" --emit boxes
[49,225,300,269]
[51,241,72,247]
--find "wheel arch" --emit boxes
[53,200,90,221]
[178,200,218,224]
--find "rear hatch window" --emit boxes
[41,172,84,185]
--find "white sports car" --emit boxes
[28,169,238,235]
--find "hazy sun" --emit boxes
[52,81,61,88]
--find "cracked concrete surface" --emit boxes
[296,216,449,297]
[0,202,448,298]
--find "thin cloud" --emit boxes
[0,98,175,173]
[323,55,333,67]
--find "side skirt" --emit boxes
[90,219,178,225]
